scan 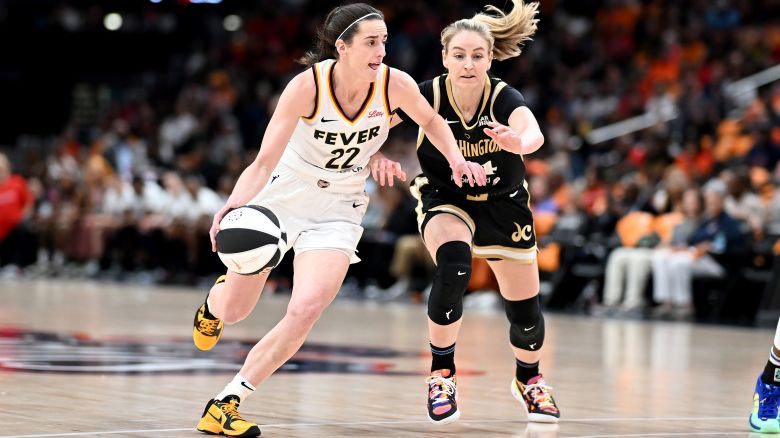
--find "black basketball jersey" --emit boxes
[415,74,528,197]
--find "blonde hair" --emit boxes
[440,0,539,61]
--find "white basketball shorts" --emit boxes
[247,162,369,264]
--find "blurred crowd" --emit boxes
[3,0,780,323]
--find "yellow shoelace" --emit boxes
[220,400,246,421]
[199,318,220,335]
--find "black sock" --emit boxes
[515,359,539,384]
[762,358,780,385]
[431,342,456,374]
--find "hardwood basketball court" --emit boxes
[0,279,768,437]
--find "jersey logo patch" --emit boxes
[512,222,533,242]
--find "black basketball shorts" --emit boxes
[409,175,537,263]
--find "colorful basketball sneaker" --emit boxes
[749,375,780,433]
[511,375,560,423]
[193,275,225,351]
[426,369,460,424]
[196,395,261,437]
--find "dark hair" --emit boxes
[298,3,384,67]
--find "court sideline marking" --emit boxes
[0,416,745,437]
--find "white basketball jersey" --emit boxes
[281,59,392,184]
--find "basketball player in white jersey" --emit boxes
[191,4,487,436]
[750,317,780,433]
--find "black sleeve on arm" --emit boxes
[493,85,527,126]
[393,80,434,125]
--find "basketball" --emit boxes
[216,205,288,275]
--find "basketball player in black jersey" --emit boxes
[389,0,560,424]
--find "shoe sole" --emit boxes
[510,379,559,424]
[427,408,461,424]
[196,426,261,437]
[749,414,780,433]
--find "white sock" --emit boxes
[206,294,217,317]
[215,373,255,403]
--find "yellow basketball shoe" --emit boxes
[193,275,225,351]
[196,395,261,437]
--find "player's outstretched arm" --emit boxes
[483,106,544,155]
[388,68,486,188]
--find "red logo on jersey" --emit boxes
[368,110,384,118]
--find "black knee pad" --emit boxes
[505,295,545,351]
[427,241,472,325]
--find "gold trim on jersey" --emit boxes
[445,74,491,130]
[466,193,488,201]
[433,76,441,112]
[522,179,537,242]
[417,76,442,149]
[429,204,475,235]
[473,244,538,262]
[409,176,428,233]
[301,65,322,122]
[489,80,525,161]
[489,81,508,123]
[326,61,377,126]
[523,179,531,210]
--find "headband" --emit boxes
[335,12,382,45]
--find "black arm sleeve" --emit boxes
[393,80,434,125]
[492,85,527,126]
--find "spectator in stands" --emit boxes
[600,187,702,316]
[651,181,746,319]
[722,167,766,239]
[0,153,35,274]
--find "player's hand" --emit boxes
[369,152,407,187]
[484,121,522,154]
[450,160,487,187]
[209,204,234,252]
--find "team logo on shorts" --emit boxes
[511,222,533,242]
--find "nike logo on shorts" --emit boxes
[352,202,364,208]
